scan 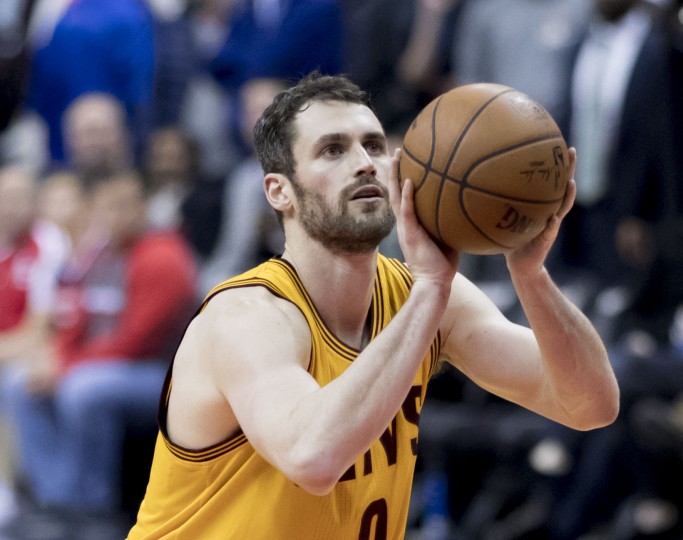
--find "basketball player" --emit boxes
[128,72,619,539]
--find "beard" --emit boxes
[291,175,395,254]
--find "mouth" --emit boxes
[350,185,385,201]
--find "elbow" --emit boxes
[572,389,621,432]
[601,390,621,427]
[284,446,346,496]
[575,402,620,431]
[567,365,621,431]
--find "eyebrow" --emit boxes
[313,133,349,149]
[313,131,387,148]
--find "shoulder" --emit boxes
[194,285,312,365]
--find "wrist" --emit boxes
[510,265,553,296]
[410,276,452,305]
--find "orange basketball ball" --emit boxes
[399,83,570,254]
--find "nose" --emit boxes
[353,145,377,178]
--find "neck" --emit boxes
[282,239,379,350]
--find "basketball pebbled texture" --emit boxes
[399,83,570,255]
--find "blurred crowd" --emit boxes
[0,0,682,539]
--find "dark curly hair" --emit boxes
[253,71,372,182]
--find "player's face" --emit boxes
[290,101,395,253]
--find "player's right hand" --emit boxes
[389,148,459,287]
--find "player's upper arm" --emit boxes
[438,273,543,406]
[197,287,320,475]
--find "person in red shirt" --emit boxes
[0,166,67,359]
[2,172,197,532]
[0,166,69,530]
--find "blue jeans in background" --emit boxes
[2,359,167,511]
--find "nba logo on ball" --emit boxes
[399,83,570,255]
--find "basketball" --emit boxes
[398,83,570,255]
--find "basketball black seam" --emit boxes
[404,133,565,204]
[456,133,566,249]
[451,133,566,204]
[436,88,516,242]
[401,96,443,193]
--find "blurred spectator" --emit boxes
[0,0,47,173]
[142,125,223,260]
[210,0,342,92]
[0,0,37,133]
[199,77,285,293]
[26,0,155,165]
[342,0,461,137]
[0,166,68,528]
[562,0,679,294]
[62,93,135,187]
[37,171,89,247]
[525,2,683,538]
[0,166,67,363]
[452,0,591,136]
[179,0,237,179]
[1,172,197,537]
[144,126,199,231]
[145,0,196,128]
[209,0,343,156]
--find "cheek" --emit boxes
[375,156,393,181]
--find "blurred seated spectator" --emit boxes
[0,166,68,363]
[37,171,89,248]
[199,77,285,293]
[452,0,590,136]
[209,0,343,157]
[178,0,237,180]
[560,0,679,296]
[144,126,199,231]
[1,172,197,537]
[26,0,155,165]
[142,125,223,260]
[0,165,68,528]
[145,0,196,129]
[62,93,135,188]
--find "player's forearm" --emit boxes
[286,279,449,493]
[511,267,619,430]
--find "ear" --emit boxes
[264,173,294,213]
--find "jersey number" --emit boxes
[358,498,388,540]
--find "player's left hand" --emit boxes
[505,147,576,278]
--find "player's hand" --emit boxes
[389,148,460,286]
[506,147,577,278]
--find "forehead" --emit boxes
[293,101,384,147]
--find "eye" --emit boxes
[365,140,386,155]
[322,145,343,158]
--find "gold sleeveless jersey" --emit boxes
[129,255,441,540]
